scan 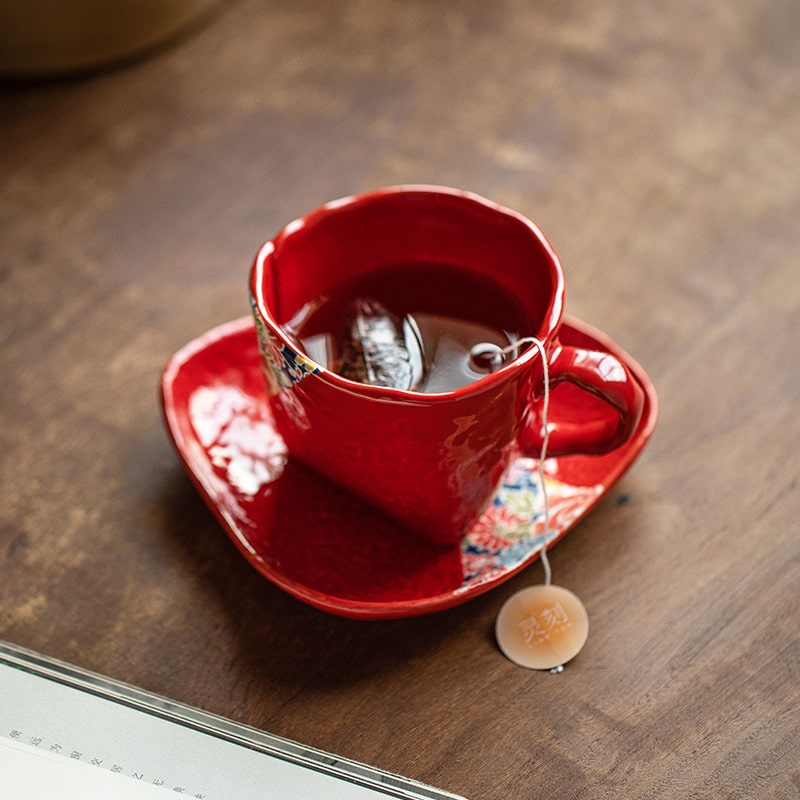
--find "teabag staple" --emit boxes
[330,298,428,391]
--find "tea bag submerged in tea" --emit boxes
[330,298,427,390]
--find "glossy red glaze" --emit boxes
[249,186,644,546]
[160,316,657,619]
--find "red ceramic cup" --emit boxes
[249,186,643,547]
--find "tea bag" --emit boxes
[330,298,427,390]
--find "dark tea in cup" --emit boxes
[285,262,531,393]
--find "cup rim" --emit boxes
[249,185,565,401]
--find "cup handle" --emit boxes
[518,343,645,457]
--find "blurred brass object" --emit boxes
[0,0,219,76]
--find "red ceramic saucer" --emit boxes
[161,316,657,620]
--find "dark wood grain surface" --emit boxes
[2,2,798,797]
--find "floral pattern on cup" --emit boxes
[251,296,320,394]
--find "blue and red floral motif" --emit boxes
[251,298,320,394]
[460,459,601,588]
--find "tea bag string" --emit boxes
[491,336,592,671]
[500,337,552,586]
[491,339,595,672]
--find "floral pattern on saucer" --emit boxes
[461,460,602,589]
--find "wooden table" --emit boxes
[2,1,798,797]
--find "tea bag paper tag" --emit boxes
[495,584,589,670]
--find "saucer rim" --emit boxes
[161,315,658,619]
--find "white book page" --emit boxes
[1,738,176,800]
